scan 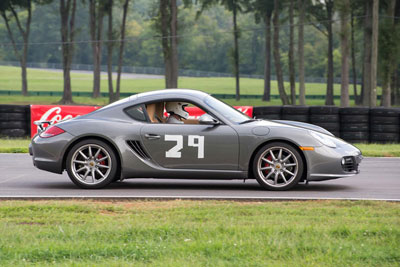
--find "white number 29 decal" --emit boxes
[165,135,204,159]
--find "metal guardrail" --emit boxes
[0,90,376,100]
[0,61,363,84]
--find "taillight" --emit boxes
[39,125,65,138]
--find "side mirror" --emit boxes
[199,114,221,125]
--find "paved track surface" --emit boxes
[35,68,164,79]
[0,154,399,200]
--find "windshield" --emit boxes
[204,96,250,123]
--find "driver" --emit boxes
[166,102,189,124]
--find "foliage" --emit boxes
[0,0,355,78]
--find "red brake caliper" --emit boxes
[264,155,272,175]
[97,153,105,165]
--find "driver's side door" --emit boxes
[140,123,239,170]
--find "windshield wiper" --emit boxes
[239,119,258,124]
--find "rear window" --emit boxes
[125,105,147,122]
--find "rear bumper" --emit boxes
[30,133,74,174]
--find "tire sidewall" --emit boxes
[66,139,118,189]
[253,142,304,191]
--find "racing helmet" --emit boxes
[166,102,189,119]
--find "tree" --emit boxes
[362,0,372,106]
[308,0,335,105]
[250,0,274,102]
[350,4,361,105]
[288,0,296,105]
[159,0,178,88]
[115,0,130,101]
[297,0,306,105]
[106,0,114,103]
[0,0,32,96]
[197,0,246,100]
[370,0,379,107]
[59,0,77,104]
[273,0,289,105]
[379,0,396,107]
[338,0,350,107]
[105,0,130,103]
[89,0,106,98]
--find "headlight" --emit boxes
[309,131,337,148]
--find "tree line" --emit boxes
[1,0,400,107]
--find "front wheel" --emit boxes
[66,139,118,189]
[253,142,304,191]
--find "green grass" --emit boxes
[0,66,366,106]
[0,138,30,153]
[1,138,400,157]
[354,143,400,157]
[0,200,399,266]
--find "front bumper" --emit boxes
[304,143,362,181]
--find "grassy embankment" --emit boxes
[0,66,368,106]
[0,200,399,266]
[1,138,400,157]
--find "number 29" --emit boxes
[165,135,204,159]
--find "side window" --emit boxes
[125,105,148,122]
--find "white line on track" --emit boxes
[0,196,399,201]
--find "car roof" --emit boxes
[134,89,210,101]
[98,89,210,113]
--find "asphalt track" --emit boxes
[0,154,399,201]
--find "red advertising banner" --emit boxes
[30,105,100,138]
[30,105,253,138]
[184,106,253,119]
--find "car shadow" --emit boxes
[32,179,351,192]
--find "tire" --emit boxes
[66,139,118,189]
[0,121,28,129]
[341,123,369,132]
[0,128,28,137]
[0,105,28,113]
[282,106,309,115]
[370,124,399,133]
[370,116,399,125]
[310,114,339,123]
[370,107,400,117]
[370,132,399,142]
[282,114,309,122]
[257,114,281,120]
[0,113,27,121]
[330,131,340,137]
[309,106,339,114]
[253,142,304,191]
[340,107,370,115]
[311,122,340,132]
[340,114,369,123]
[253,106,282,116]
[340,131,369,140]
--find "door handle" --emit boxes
[145,133,161,140]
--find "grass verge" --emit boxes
[0,138,30,153]
[1,138,400,157]
[0,200,399,266]
[0,66,367,106]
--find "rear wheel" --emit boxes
[66,139,118,189]
[253,142,304,190]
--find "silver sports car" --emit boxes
[29,89,362,190]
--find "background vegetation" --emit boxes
[1,0,399,106]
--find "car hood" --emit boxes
[250,119,333,136]
[272,120,333,136]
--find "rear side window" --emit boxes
[125,105,147,122]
